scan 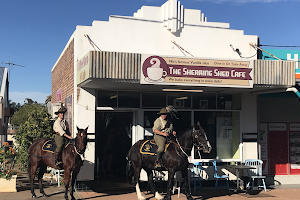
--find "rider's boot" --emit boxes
[54,151,63,166]
[154,152,163,169]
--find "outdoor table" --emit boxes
[223,164,255,192]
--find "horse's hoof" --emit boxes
[32,195,37,198]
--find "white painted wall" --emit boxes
[74,0,257,61]
[240,92,258,161]
[76,88,96,181]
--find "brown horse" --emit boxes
[127,123,211,200]
[28,126,88,200]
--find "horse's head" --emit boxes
[75,126,88,154]
[192,122,212,153]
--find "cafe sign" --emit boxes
[77,52,91,85]
[140,55,253,88]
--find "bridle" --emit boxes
[73,131,87,157]
[175,126,210,158]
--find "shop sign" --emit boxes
[140,55,253,88]
[261,49,300,79]
[77,52,91,85]
[64,94,73,135]
[268,123,287,131]
[56,88,62,103]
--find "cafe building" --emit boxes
[51,0,296,184]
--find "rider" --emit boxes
[53,106,73,166]
[153,107,176,169]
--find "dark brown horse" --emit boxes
[127,123,211,200]
[28,126,88,200]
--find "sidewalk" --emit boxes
[78,186,300,200]
[1,172,300,200]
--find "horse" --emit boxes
[27,126,88,200]
[127,123,212,200]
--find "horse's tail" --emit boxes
[27,154,32,179]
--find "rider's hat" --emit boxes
[157,107,168,115]
[55,106,67,115]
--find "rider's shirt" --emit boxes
[152,116,174,135]
[53,118,67,136]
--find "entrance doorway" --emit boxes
[95,112,133,179]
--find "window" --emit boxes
[142,93,166,108]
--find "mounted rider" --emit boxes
[153,107,176,169]
[53,106,73,166]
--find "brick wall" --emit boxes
[52,39,74,104]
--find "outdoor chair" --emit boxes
[213,160,230,193]
[190,162,203,193]
[172,171,183,198]
[244,159,267,192]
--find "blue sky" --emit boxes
[0,0,299,104]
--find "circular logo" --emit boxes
[142,56,168,82]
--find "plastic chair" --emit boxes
[51,169,64,187]
[244,159,267,192]
[190,162,203,193]
[213,160,230,193]
[172,171,183,198]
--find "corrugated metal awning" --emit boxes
[77,51,296,88]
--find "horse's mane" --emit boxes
[176,126,194,139]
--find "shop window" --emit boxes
[217,94,232,109]
[144,111,191,140]
[142,93,166,108]
[167,93,191,108]
[118,91,140,108]
[192,93,216,109]
[193,111,240,160]
[97,91,117,107]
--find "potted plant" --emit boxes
[0,142,17,192]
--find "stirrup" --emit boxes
[154,161,162,169]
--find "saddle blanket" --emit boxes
[41,139,70,153]
[140,140,170,156]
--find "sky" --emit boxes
[0,0,299,104]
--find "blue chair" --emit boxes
[190,162,203,193]
[213,160,230,193]
[244,159,267,192]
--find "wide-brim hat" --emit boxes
[55,106,67,115]
[157,107,168,115]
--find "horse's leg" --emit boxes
[134,167,146,200]
[145,168,163,200]
[64,169,71,200]
[164,169,175,200]
[38,163,48,197]
[28,156,38,198]
[70,164,82,200]
[182,168,194,200]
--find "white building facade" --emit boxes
[52,0,295,184]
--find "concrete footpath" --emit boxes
[2,172,300,200]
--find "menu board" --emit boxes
[290,123,300,174]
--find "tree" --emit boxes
[8,100,21,110]
[11,103,45,126]
[13,105,54,170]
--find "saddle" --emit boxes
[140,140,170,156]
[41,139,71,153]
